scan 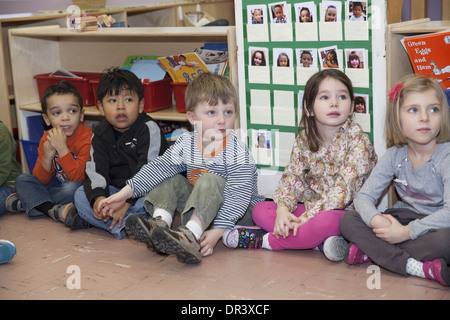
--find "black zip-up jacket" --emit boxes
[83,112,169,207]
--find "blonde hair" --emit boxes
[385,75,450,148]
[184,73,237,113]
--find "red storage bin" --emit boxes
[90,77,173,112]
[34,72,103,106]
[172,82,189,113]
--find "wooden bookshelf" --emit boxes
[9,25,237,171]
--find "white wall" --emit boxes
[0,0,165,14]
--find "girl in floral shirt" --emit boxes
[223,69,377,261]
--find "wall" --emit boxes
[0,0,165,14]
[401,0,443,21]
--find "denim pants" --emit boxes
[74,185,147,239]
[15,173,82,218]
[144,173,254,231]
[0,185,15,216]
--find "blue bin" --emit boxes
[26,115,47,141]
[20,140,39,172]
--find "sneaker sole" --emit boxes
[5,193,24,213]
[152,227,201,264]
[323,236,347,262]
[225,226,264,249]
[0,240,16,264]
[435,258,450,286]
[125,215,155,251]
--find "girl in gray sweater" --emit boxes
[340,75,450,286]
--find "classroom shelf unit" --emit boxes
[9,25,237,172]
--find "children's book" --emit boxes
[157,52,210,83]
[205,60,228,76]
[122,55,167,82]
[401,29,450,90]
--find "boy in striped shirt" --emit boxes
[99,73,264,263]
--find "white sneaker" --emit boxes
[322,236,347,262]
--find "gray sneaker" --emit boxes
[151,226,202,264]
[125,214,168,251]
[322,236,348,262]
[5,193,24,213]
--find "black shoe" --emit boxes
[64,208,91,230]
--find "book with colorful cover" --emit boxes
[121,56,167,82]
[401,30,450,90]
[157,52,210,83]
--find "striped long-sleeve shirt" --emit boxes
[127,130,265,229]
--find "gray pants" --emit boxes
[340,208,450,276]
[144,173,254,231]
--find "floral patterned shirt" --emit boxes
[273,119,377,221]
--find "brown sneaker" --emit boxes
[125,214,168,251]
[151,226,202,264]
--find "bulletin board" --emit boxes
[235,0,377,174]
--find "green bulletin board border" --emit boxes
[240,0,373,170]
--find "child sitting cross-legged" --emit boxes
[223,69,377,261]
[72,67,169,239]
[7,81,92,223]
[99,72,265,263]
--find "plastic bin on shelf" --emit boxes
[90,77,173,112]
[20,140,39,172]
[34,72,103,106]
[172,82,189,113]
[26,115,47,141]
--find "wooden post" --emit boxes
[442,0,450,20]
[387,0,404,23]
[411,0,427,20]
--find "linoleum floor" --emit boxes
[0,212,449,300]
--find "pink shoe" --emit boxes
[422,258,450,286]
[345,243,372,265]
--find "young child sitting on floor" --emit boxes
[7,81,92,224]
[99,72,265,263]
[71,67,169,238]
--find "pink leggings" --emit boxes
[252,201,345,251]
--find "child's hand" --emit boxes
[108,202,131,230]
[93,196,107,220]
[200,228,225,257]
[373,214,411,244]
[273,205,298,239]
[41,140,56,171]
[98,185,133,215]
[291,215,309,235]
[370,214,391,229]
[46,126,69,158]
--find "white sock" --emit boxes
[406,257,425,278]
[153,208,173,226]
[261,233,272,250]
[186,220,203,241]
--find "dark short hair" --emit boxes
[40,80,83,115]
[96,67,144,103]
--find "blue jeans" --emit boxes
[74,185,148,239]
[15,173,82,218]
[0,185,15,216]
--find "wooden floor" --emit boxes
[0,211,449,301]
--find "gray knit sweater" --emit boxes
[354,142,450,240]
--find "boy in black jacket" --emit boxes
[68,68,169,239]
